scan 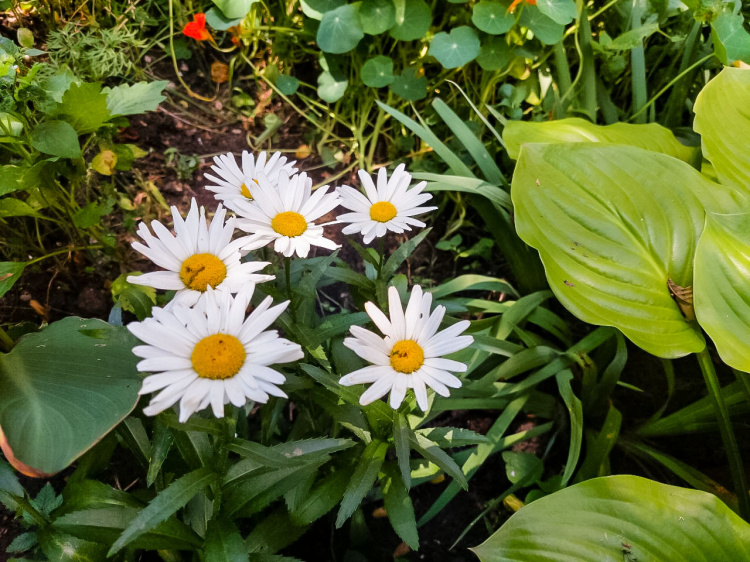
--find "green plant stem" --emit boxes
[554,41,572,116]
[26,245,104,266]
[697,348,750,520]
[0,327,14,352]
[377,237,386,280]
[663,20,702,128]
[630,0,648,123]
[284,256,296,323]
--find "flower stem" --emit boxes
[284,257,296,323]
[697,347,750,520]
[377,237,386,280]
[0,327,14,352]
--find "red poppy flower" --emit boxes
[183,13,211,41]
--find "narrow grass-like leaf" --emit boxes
[336,440,388,527]
[381,463,419,549]
[108,466,218,555]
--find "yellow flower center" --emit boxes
[271,211,307,237]
[179,253,227,292]
[390,339,425,374]
[370,201,398,223]
[240,178,260,199]
[191,334,246,380]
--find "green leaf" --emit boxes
[104,81,168,117]
[476,36,512,71]
[472,475,750,561]
[693,67,750,192]
[0,198,42,218]
[0,165,25,196]
[0,318,140,476]
[59,480,142,515]
[416,427,489,448]
[556,370,583,486]
[511,143,737,358]
[212,0,256,19]
[605,23,660,51]
[382,228,430,278]
[535,0,576,25]
[317,70,348,103]
[409,433,467,489]
[205,7,244,30]
[291,467,352,525]
[30,121,81,159]
[381,463,418,550]
[710,9,750,65]
[389,68,427,101]
[694,212,750,371]
[300,0,345,19]
[108,466,218,555]
[361,56,394,88]
[519,6,564,45]
[205,518,249,562]
[317,4,364,54]
[55,83,110,134]
[38,528,107,561]
[112,273,157,321]
[73,200,114,229]
[390,0,431,41]
[336,440,388,527]
[503,117,698,163]
[0,112,24,136]
[472,1,515,35]
[360,0,396,34]
[276,75,299,95]
[502,451,543,485]
[0,261,26,300]
[429,26,480,69]
[7,531,37,553]
[53,506,202,550]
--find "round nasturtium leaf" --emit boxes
[0,317,140,476]
[694,212,750,372]
[693,66,750,194]
[317,4,364,54]
[389,68,427,101]
[276,75,300,95]
[429,26,480,69]
[512,143,718,358]
[360,0,396,35]
[535,0,577,25]
[476,37,512,71]
[318,70,349,102]
[473,475,750,561]
[390,0,432,41]
[472,1,515,35]
[519,5,564,45]
[361,56,395,88]
[300,0,345,20]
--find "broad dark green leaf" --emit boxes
[0,318,140,476]
[360,0,396,34]
[472,475,750,561]
[30,121,81,159]
[361,56,394,88]
[389,68,427,101]
[472,1,515,34]
[317,4,364,53]
[390,0,431,41]
[519,6,564,45]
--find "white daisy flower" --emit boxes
[340,285,473,411]
[204,151,297,209]
[127,198,274,308]
[234,171,341,259]
[128,288,304,422]
[336,164,437,244]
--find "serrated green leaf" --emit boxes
[336,440,388,527]
[390,0,431,41]
[693,67,750,192]
[382,228,430,278]
[360,0,396,34]
[472,475,750,561]
[503,117,698,163]
[362,56,394,88]
[205,518,249,562]
[7,531,37,553]
[472,1,515,34]
[410,433,467,489]
[511,143,750,357]
[318,4,364,53]
[55,82,110,134]
[416,427,489,448]
[429,26,480,68]
[291,467,351,524]
[694,212,750,371]
[104,81,168,117]
[30,121,81,159]
[108,466,218,555]
[381,463,418,550]
[394,413,412,488]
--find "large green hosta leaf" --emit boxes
[694,212,750,371]
[0,317,140,476]
[512,143,748,358]
[472,475,750,561]
[694,66,750,192]
[503,117,698,164]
